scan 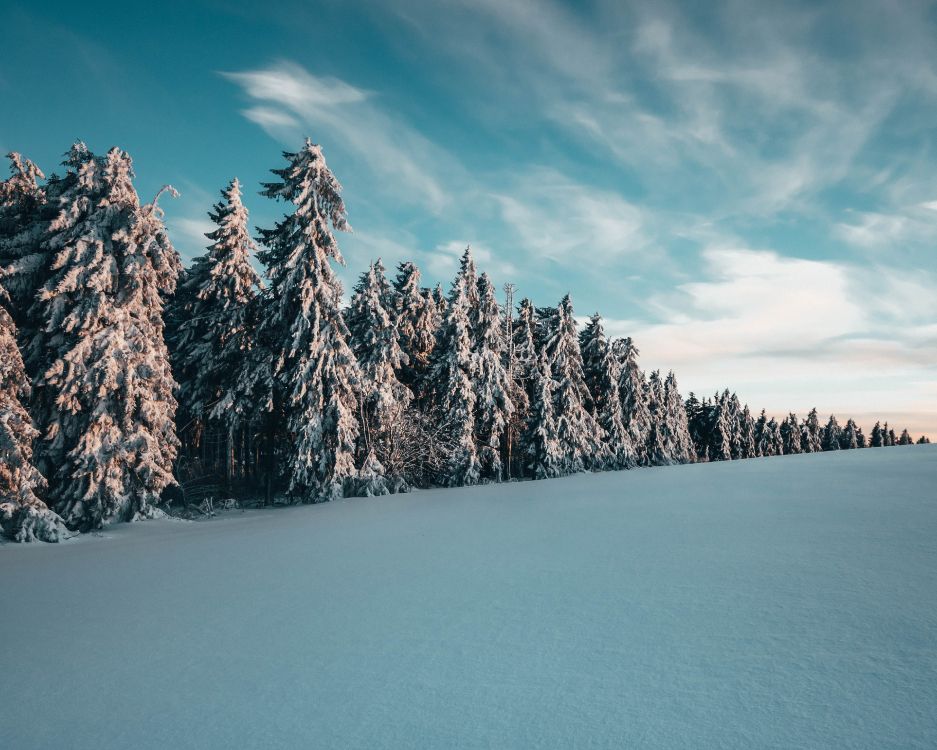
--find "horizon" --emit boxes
[1,0,934,438]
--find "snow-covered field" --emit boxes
[2,447,936,749]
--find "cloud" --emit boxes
[223,61,455,213]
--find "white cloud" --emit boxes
[223,61,454,213]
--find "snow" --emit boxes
[2,446,936,749]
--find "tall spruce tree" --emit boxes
[613,337,652,466]
[0,304,69,542]
[391,261,436,400]
[472,273,513,481]
[543,295,607,473]
[780,412,801,455]
[33,146,180,530]
[580,314,634,469]
[840,418,860,450]
[822,414,842,451]
[429,262,480,486]
[169,178,262,481]
[664,371,694,464]
[801,408,823,453]
[256,139,361,502]
[346,259,412,493]
[522,347,563,479]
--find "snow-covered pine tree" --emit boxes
[33,146,180,530]
[870,421,883,447]
[501,295,530,480]
[801,408,823,453]
[840,418,859,450]
[169,178,262,482]
[764,417,784,456]
[822,414,842,451]
[684,392,709,460]
[883,422,895,447]
[645,370,675,465]
[0,152,49,332]
[780,412,801,455]
[522,347,562,479]
[707,391,733,461]
[754,409,769,454]
[543,295,607,473]
[856,426,867,448]
[391,261,436,400]
[579,314,634,469]
[738,404,758,458]
[256,138,361,502]
[346,258,412,493]
[0,303,69,542]
[898,428,912,445]
[613,337,652,466]
[471,273,513,481]
[429,262,480,487]
[664,371,694,464]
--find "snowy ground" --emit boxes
[2,447,936,749]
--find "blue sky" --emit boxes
[2,0,936,437]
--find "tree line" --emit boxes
[0,140,929,543]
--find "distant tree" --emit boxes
[801,408,823,453]
[614,337,651,466]
[870,421,884,447]
[822,415,842,452]
[780,412,801,455]
[917,435,931,445]
[840,418,859,450]
[898,428,913,446]
[522,347,563,479]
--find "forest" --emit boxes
[0,140,928,543]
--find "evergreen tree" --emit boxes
[822,414,842,451]
[739,404,758,458]
[256,139,360,502]
[685,392,709,460]
[764,417,784,457]
[169,178,262,481]
[886,425,897,447]
[705,391,734,461]
[664,371,694,464]
[346,259,412,493]
[33,146,180,530]
[472,273,513,481]
[801,408,823,453]
[0,304,69,542]
[898,428,912,445]
[916,435,931,444]
[840,418,859,450]
[579,314,634,469]
[543,295,607,473]
[780,412,801,455]
[613,337,651,466]
[645,370,675,465]
[522,347,562,479]
[391,261,436,400]
[870,421,884,447]
[429,264,480,486]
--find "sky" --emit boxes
[1,0,936,438]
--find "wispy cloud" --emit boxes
[223,61,456,213]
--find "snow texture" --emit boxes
[2,446,935,749]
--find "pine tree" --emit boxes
[580,314,634,469]
[821,414,842,451]
[801,408,823,453]
[33,146,180,530]
[543,295,607,473]
[644,370,675,465]
[472,273,513,481]
[169,178,262,482]
[898,428,912,446]
[685,392,708,460]
[346,259,412,493]
[780,412,801,455]
[391,261,436,400]
[737,403,757,459]
[613,337,652,466]
[870,421,884,447]
[840,418,859,450]
[0,152,49,331]
[665,371,694,464]
[0,304,69,542]
[429,264,480,486]
[256,139,360,502]
[762,417,784,457]
[522,347,562,479]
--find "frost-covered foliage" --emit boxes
[31,145,180,531]
[429,252,480,487]
[664,371,695,464]
[522,347,563,479]
[170,178,261,427]
[781,413,802,455]
[0,152,49,330]
[346,259,412,493]
[614,337,652,466]
[391,261,436,400]
[580,314,634,469]
[0,305,69,542]
[256,139,360,502]
[542,295,607,474]
[472,273,513,481]
[801,408,823,453]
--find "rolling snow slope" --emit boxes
[1,447,936,749]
